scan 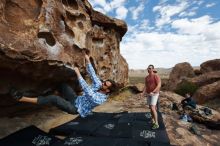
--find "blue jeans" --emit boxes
[37,83,78,114]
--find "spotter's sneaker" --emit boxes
[152,123,159,130]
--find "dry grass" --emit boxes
[129,77,145,84]
[110,88,134,101]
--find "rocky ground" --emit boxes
[0,89,220,146]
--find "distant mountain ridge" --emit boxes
[129,66,200,78]
[129,68,172,78]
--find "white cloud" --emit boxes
[159,0,169,4]
[139,19,149,30]
[116,6,128,19]
[179,11,196,17]
[89,0,127,18]
[109,0,126,9]
[130,3,145,20]
[93,7,107,14]
[153,1,190,27]
[103,5,112,13]
[179,6,198,17]
[206,3,216,8]
[196,0,204,6]
[90,0,109,13]
[171,15,214,35]
[89,0,107,7]
[121,15,220,69]
[122,32,220,69]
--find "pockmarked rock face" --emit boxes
[0,0,128,95]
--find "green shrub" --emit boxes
[175,81,198,96]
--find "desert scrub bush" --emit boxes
[175,81,198,96]
[109,87,132,101]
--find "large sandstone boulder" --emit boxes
[166,62,195,91]
[186,71,220,87]
[193,80,220,104]
[200,59,220,73]
[0,0,128,96]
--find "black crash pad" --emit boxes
[132,120,165,131]
[53,136,116,146]
[49,118,105,136]
[118,113,135,123]
[93,120,133,138]
[49,112,128,136]
[0,125,60,146]
[52,135,150,146]
[132,129,170,143]
[134,112,164,123]
[50,112,170,145]
[150,141,171,146]
[133,112,166,130]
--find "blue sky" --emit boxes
[89,0,220,69]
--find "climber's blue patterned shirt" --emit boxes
[75,63,108,117]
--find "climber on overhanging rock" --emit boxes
[9,49,117,118]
